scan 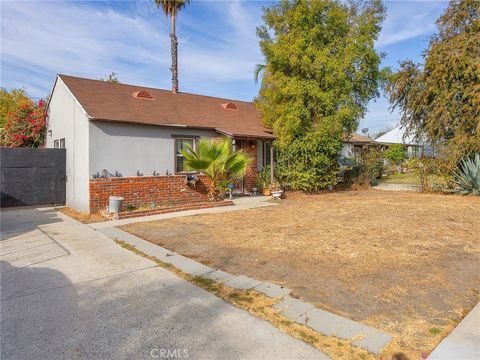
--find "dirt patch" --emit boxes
[121,190,480,359]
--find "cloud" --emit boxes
[0,0,447,130]
[377,1,447,47]
[0,0,264,100]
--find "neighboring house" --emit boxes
[46,75,275,212]
[375,126,423,158]
[341,133,375,160]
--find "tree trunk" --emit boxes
[170,12,179,93]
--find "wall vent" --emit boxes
[132,90,154,100]
[221,102,237,110]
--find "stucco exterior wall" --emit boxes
[46,78,90,212]
[341,143,354,158]
[88,122,218,177]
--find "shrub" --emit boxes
[274,132,341,192]
[351,147,384,186]
[385,144,405,167]
[407,157,438,191]
[1,99,46,147]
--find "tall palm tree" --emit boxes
[155,0,190,93]
[180,138,252,201]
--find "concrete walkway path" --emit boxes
[427,302,480,360]
[1,206,328,360]
[89,198,276,230]
[373,183,421,192]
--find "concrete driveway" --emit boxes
[1,207,328,360]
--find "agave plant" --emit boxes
[453,153,480,195]
[180,138,252,201]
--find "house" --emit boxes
[341,133,375,161]
[46,75,275,213]
[375,126,424,158]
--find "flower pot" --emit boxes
[252,187,259,195]
[262,188,271,196]
[271,190,283,199]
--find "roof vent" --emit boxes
[221,102,237,110]
[132,90,154,100]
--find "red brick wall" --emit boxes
[89,175,210,213]
[242,140,259,192]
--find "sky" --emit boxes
[1,0,448,133]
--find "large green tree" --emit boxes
[256,0,386,191]
[0,88,30,128]
[386,0,480,155]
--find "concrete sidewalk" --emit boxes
[1,206,328,360]
[428,302,480,360]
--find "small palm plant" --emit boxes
[453,153,480,195]
[180,138,252,201]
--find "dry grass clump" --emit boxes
[58,207,106,223]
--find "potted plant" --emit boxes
[258,167,272,196]
[270,181,283,199]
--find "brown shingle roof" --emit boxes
[343,133,373,143]
[57,75,275,139]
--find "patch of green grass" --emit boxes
[228,290,253,303]
[191,276,218,292]
[380,173,419,185]
[298,330,318,344]
[429,327,441,335]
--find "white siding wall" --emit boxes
[89,122,218,177]
[46,78,90,211]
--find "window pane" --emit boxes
[176,138,194,173]
[54,140,59,148]
[265,142,272,166]
[59,138,65,148]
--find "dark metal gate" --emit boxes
[1,148,66,207]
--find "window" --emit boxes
[175,138,195,173]
[54,138,65,149]
[263,142,273,167]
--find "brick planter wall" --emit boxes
[89,175,210,213]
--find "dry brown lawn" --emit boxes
[122,190,480,359]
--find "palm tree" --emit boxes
[254,63,266,84]
[155,0,190,93]
[180,138,252,201]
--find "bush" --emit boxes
[385,144,405,168]
[348,147,384,187]
[407,157,438,191]
[274,132,342,192]
[0,99,46,147]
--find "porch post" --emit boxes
[270,143,274,185]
